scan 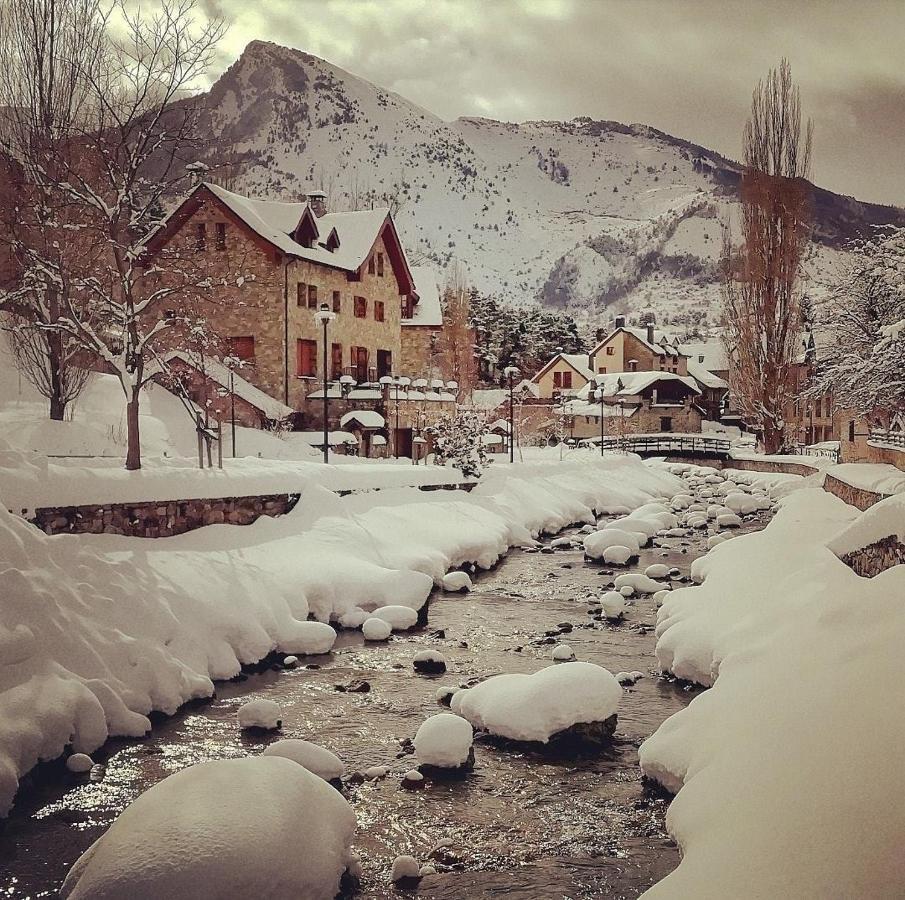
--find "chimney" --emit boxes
[647,323,655,345]
[307,190,327,217]
[595,327,606,342]
[614,315,626,329]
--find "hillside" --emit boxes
[185,40,905,332]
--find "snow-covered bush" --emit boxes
[427,410,490,478]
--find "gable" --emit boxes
[533,353,592,384]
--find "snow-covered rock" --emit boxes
[338,607,369,629]
[261,739,345,782]
[391,855,421,883]
[552,644,575,661]
[614,573,662,593]
[644,564,671,579]
[60,757,356,900]
[370,605,419,631]
[413,713,474,770]
[583,528,641,558]
[66,753,94,774]
[716,513,742,528]
[238,698,283,731]
[413,650,447,674]
[454,662,621,744]
[603,545,634,565]
[362,618,392,641]
[600,592,626,619]
[441,571,473,592]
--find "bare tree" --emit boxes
[722,59,813,453]
[0,0,105,419]
[437,262,477,398]
[28,0,229,470]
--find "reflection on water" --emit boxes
[0,511,770,899]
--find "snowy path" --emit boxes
[1,508,774,899]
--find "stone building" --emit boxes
[563,371,703,440]
[143,183,446,437]
[589,319,687,376]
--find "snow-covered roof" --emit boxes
[563,399,640,418]
[406,265,443,327]
[680,339,728,372]
[202,183,397,276]
[595,327,682,358]
[340,410,385,429]
[156,352,293,420]
[580,371,700,398]
[533,352,593,384]
[687,359,729,391]
[471,381,539,410]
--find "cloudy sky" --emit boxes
[197,0,905,207]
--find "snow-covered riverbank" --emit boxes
[0,455,682,816]
[640,484,905,898]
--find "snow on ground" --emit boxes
[0,454,682,815]
[638,482,905,898]
[59,756,356,899]
[826,462,905,495]
[826,492,905,556]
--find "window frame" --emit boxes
[296,338,317,378]
[374,300,385,322]
[354,296,367,318]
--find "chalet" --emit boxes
[563,371,703,439]
[531,352,594,399]
[143,183,446,428]
[589,318,687,376]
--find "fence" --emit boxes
[869,428,905,451]
[588,434,732,457]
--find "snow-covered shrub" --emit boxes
[427,411,490,478]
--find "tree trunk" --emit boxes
[47,301,66,421]
[125,394,141,470]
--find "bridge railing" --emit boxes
[583,433,732,456]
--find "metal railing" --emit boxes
[589,434,732,456]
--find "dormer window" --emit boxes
[292,207,320,249]
[324,228,340,253]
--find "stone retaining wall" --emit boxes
[726,458,819,477]
[29,480,475,538]
[822,473,889,512]
[839,534,905,578]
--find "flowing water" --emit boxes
[0,508,772,899]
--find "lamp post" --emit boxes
[618,398,626,453]
[503,365,520,464]
[595,386,605,456]
[314,302,336,464]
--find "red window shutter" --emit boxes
[230,336,255,361]
[296,284,305,307]
[562,371,572,389]
[332,291,341,313]
[297,339,317,377]
[553,371,562,388]
[307,284,318,309]
[331,343,342,379]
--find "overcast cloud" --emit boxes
[196,0,905,207]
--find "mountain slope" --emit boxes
[187,40,905,331]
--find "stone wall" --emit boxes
[727,458,819,477]
[822,472,889,511]
[31,493,301,538]
[839,534,905,578]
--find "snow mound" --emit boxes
[600,592,626,619]
[453,662,621,743]
[370,605,419,630]
[238,698,283,730]
[441,571,473,592]
[60,757,356,900]
[603,545,634,565]
[413,713,473,769]
[391,855,421,882]
[362,618,392,641]
[583,528,641,558]
[614,573,662,593]
[262,739,345,781]
[552,644,575,660]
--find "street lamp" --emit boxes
[503,365,520,464]
[617,398,626,453]
[314,302,336,464]
[379,374,402,457]
[595,386,605,456]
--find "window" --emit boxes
[195,223,206,252]
[401,298,413,319]
[230,336,255,362]
[597,366,607,374]
[815,398,822,418]
[368,255,376,275]
[660,416,673,433]
[351,346,368,382]
[849,420,856,442]
[377,252,384,276]
[297,339,317,377]
[553,372,562,388]
[331,343,343,380]
[374,300,385,322]
[307,284,318,309]
[296,283,306,308]
[562,371,573,389]
[332,290,341,313]
[606,346,615,356]
[628,360,638,372]
[215,222,226,250]
[354,296,367,318]
[377,349,392,378]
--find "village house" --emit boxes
[588,318,687,376]
[142,183,456,456]
[530,352,594,399]
[563,371,703,440]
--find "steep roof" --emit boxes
[147,183,415,292]
[579,370,700,399]
[533,352,594,383]
[680,339,728,371]
[687,359,729,390]
[406,265,443,327]
[593,326,683,359]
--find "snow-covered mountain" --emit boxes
[186,40,905,331]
